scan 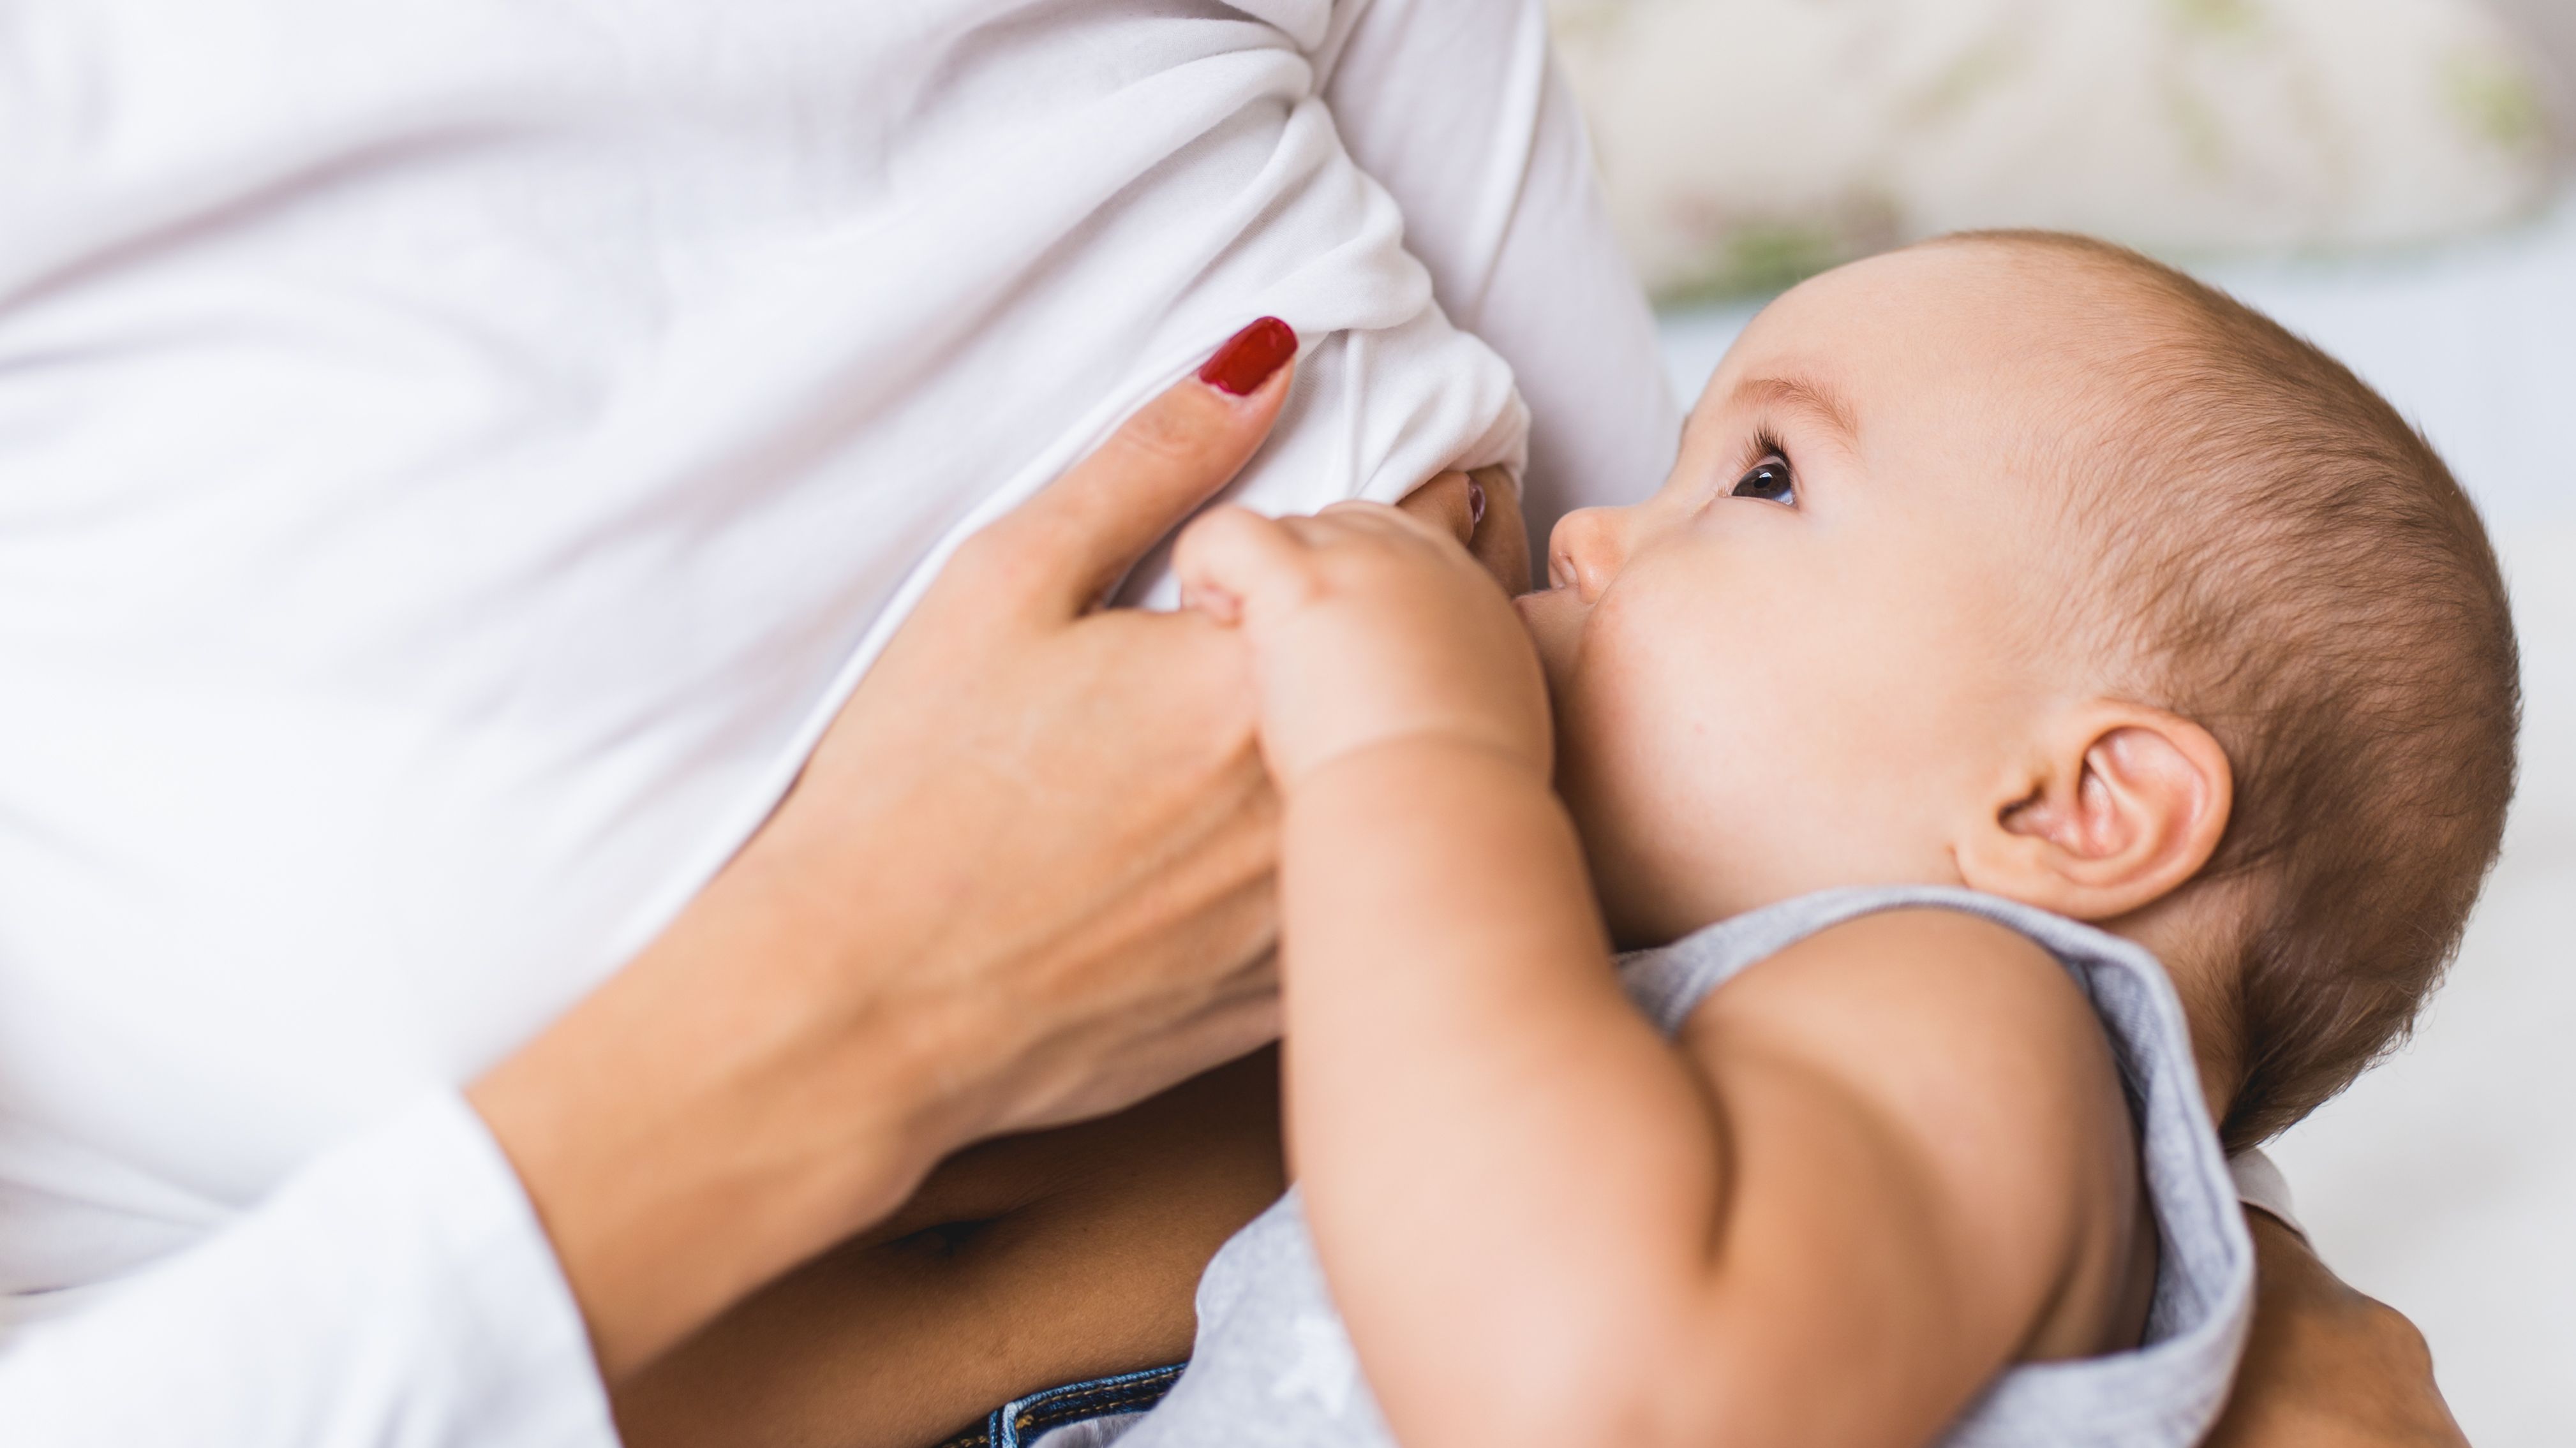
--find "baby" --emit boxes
[1097,232,2521,1447]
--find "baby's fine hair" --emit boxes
[1950,231,2521,1153]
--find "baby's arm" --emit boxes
[1177,505,2148,1448]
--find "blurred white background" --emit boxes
[1655,189,2576,1447]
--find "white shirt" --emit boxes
[0,1,1678,1441]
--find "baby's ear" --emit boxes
[1956,702,2233,922]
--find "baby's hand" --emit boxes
[1175,492,1551,792]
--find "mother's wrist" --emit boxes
[720,818,1038,1147]
[471,834,994,1378]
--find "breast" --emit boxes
[0,0,1519,1296]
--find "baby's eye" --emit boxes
[1730,455,1796,505]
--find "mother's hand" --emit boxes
[2210,1214,2469,1448]
[472,321,1307,1380]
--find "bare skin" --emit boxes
[614,1054,1286,1448]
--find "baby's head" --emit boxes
[1519,233,2519,1149]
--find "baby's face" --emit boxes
[1519,243,2122,947]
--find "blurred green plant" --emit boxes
[2167,0,2263,38]
[2443,50,2550,151]
[1660,222,1850,304]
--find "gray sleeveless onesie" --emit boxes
[1064,887,2256,1448]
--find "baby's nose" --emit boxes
[1547,506,1628,603]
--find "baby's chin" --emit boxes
[1513,587,1585,698]
[1556,730,1909,948]
[1550,757,1716,950]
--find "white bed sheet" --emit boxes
[1655,193,2576,1446]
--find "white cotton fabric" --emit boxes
[0,1,1678,1442]
[0,1094,611,1447]
[2227,1147,2304,1239]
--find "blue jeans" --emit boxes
[932,1362,1184,1448]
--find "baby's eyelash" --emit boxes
[1743,427,1791,472]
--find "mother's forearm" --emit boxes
[613,1051,1287,1448]
[472,834,974,1382]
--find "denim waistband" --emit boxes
[933,1361,1184,1448]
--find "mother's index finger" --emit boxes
[981,319,1299,619]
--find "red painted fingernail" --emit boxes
[1467,480,1487,529]
[1198,317,1297,397]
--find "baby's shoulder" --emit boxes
[1669,903,2154,1359]
[1678,904,2121,1093]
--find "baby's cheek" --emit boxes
[1554,642,1749,939]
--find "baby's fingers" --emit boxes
[1175,506,1316,626]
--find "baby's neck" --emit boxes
[2097,892,2247,1141]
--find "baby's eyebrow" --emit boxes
[1730,374,1861,445]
